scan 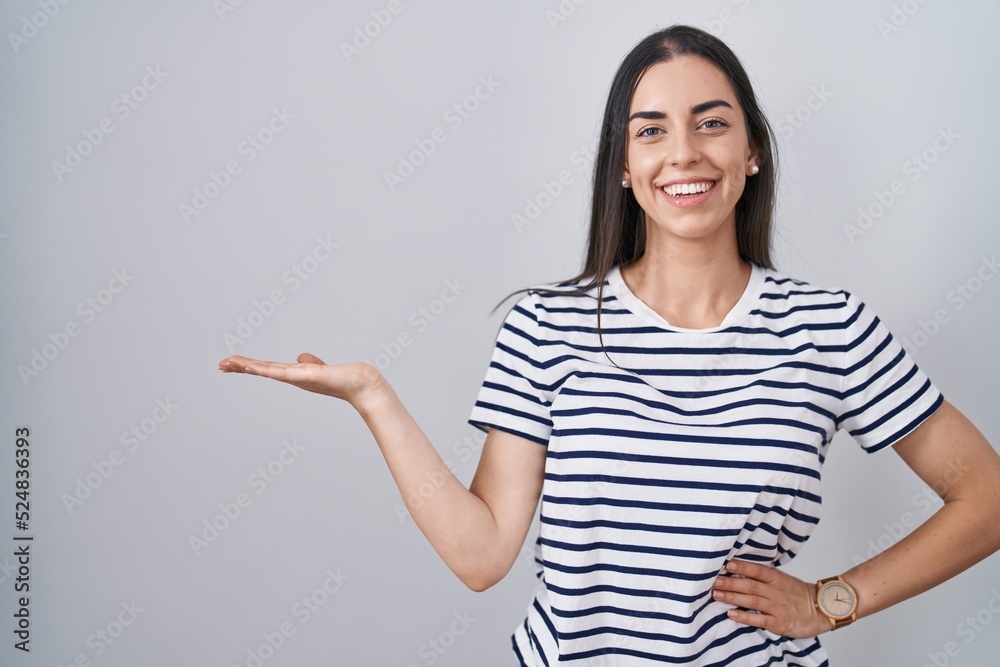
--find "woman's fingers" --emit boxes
[218,354,265,372]
[218,355,294,379]
[712,559,829,638]
[218,355,251,373]
[217,353,379,403]
[722,560,774,583]
[713,564,770,613]
[218,353,323,372]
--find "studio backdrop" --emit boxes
[2,1,998,665]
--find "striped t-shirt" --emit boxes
[467,262,943,666]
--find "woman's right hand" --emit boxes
[219,350,547,592]
[218,352,385,408]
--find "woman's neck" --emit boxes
[619,247,752,330]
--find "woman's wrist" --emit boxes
[350,363,394,419]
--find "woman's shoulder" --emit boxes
[517,271,608,304]
[498,271,612,329]
[759,263,853,301]
[756,263,871,326]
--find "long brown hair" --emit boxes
[493,25,778,362]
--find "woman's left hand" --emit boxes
[712,559,833,638]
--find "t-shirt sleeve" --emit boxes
[467,290,554,446]
[836,291,944,453]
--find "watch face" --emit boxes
[819,582,856,619]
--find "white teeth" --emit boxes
[663,181,714,196]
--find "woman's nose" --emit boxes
[665,130,701,167]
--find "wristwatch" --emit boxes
[814,576,857,630]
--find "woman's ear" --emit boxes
[747,140,759,168]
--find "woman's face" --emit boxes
[624,55,757,250]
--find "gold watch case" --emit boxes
[815,576,857,629]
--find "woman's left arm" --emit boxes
[713,398,1000,637]
[841,398,1000,618]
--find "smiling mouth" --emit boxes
[662,181,717,197]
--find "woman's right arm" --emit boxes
[219,353,546,591]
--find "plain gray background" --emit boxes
[2,1,999,665]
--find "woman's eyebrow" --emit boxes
[691,99,733,114]
[627,99,734,123]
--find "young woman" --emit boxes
[219,25,1000,666]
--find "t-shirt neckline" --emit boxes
[607,262,765,333]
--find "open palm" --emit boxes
[218,352,383,405]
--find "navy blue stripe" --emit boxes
[863,390,943,453]
[840,346,904,405]
[540,536,730,560]
[843,362,919,433]
[545,448,822,481]
[543,493,750,516]
[541,557,718,581]
[722,321,847,337]
[472,396,550,424]
[549,595,715,624]
[846,368,922,438]
[700,633,827,667]
[525,600,559,665]
[511,631,529,667]
[554,372,842,401]
[540,515,742,538]
[843,313,886,370]
[557,607,726,642]
[541,304,632,316]
[544,580,705,603]
[478,377,551,407]
[751,301,845,318]
[542,334,849,358]
[552,403,829,445]
[543,495,803,525]
[768,275,810,287]
[543,473,821,506]
[467,419,548,446]
[760,287,846,300]
[625,359,848,378]
[560,621,759,661]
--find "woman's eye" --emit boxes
[701,119,728,130]
[637,127,661,138]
